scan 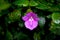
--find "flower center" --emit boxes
[28,17,34,26]
[29,17,34,21]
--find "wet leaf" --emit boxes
[52,12,60,24]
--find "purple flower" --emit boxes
[22,12,39,30]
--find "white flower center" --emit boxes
[29,17,34,26]
[29,17,34,21]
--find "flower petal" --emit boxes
[22,16,29,21]
[30,12,39,21]
[25,20,38,30]
[32,14,39,21]
[22,12,32,21]
[22,12,39,21]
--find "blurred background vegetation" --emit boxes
[0,0,60,40]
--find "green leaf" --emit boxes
[50,22,60,35]
[29,0,38,6]
[14,0,29,7]
[36,0,51,10]
[0,0,11,10]
[33,33,41,40]
[26,9,32,13]
[36,3,49,10]
[5,10,21,23]
[36,0,60,11]
[48,6,60,12]
[5,31,13,40]
[52,12,60,24]
[14,32,30,40]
